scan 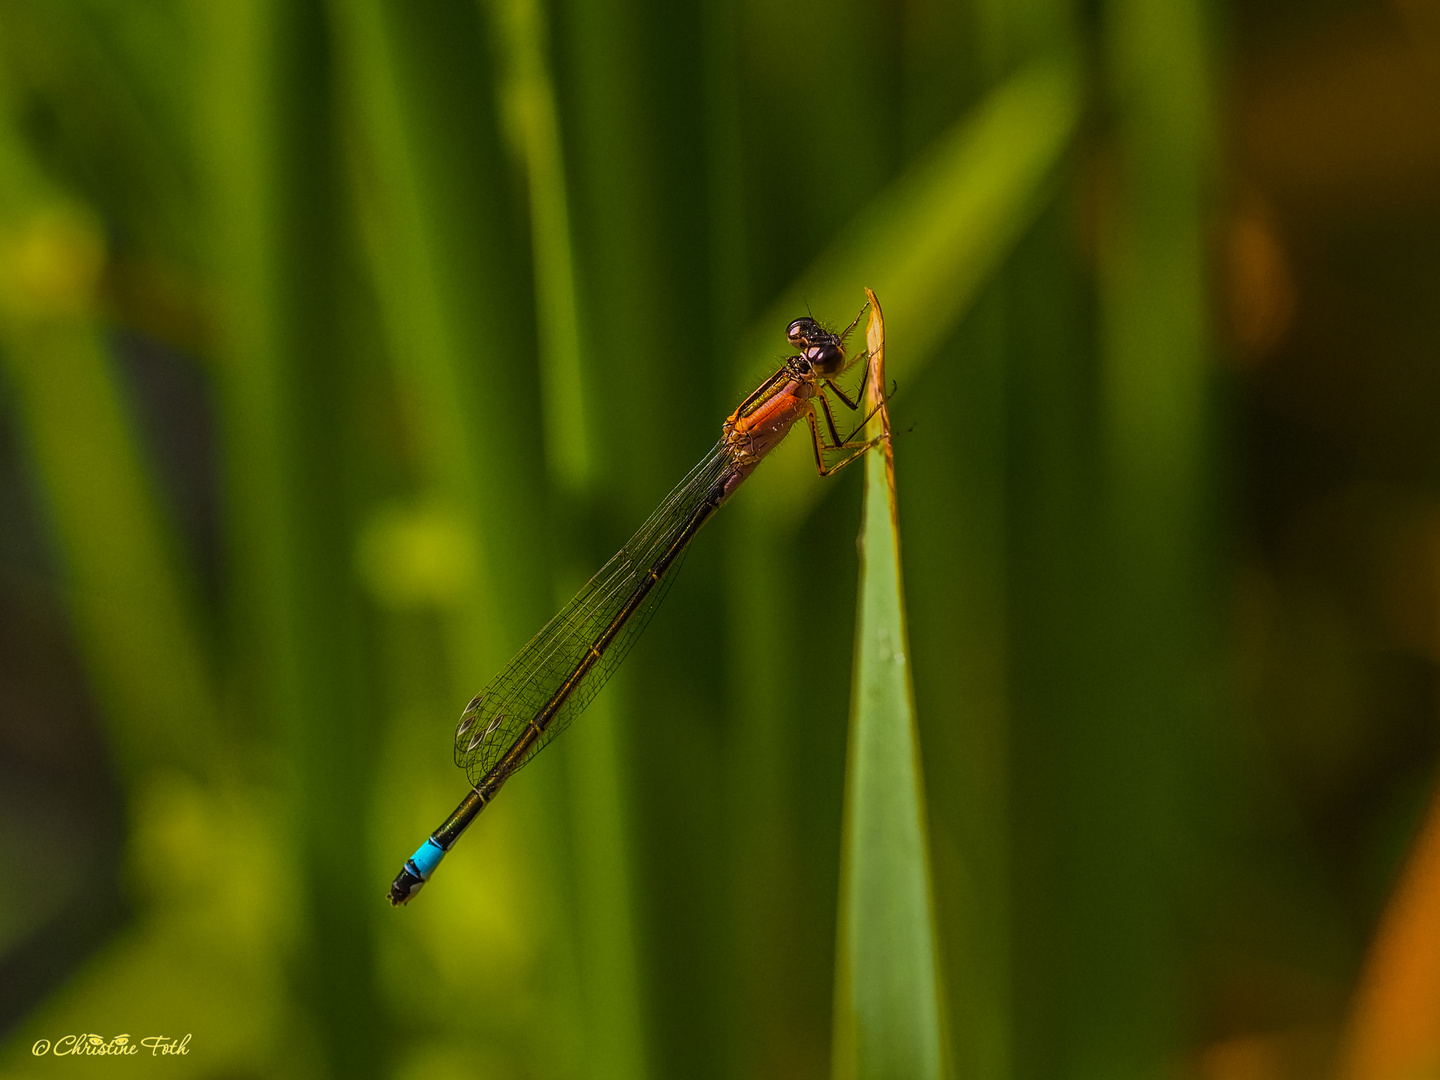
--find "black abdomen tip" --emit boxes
[389,867,424,906]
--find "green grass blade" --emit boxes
[485,0,589,494]
[1055,0,1214,1071]
[0,89,217,781]
[482,0,649,1073]
[736,50,1082,532]
[197,3,385,1073]
[833,296,943,1080]
[332,0,551,651]
[718,51,1080,1078]
[334,6,643,1077]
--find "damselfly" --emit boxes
[390,302,882,905]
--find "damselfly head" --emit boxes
[787,316,823,346]
[787,317,846,375]
[805,341,845,376]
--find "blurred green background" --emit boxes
[2,0,1439,1077]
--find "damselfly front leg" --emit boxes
[806,409,881,477]
[837,301,870,342]
[824,356,871,412]
[806,391,883,477]
[815,387,854,449]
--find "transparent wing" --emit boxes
[454,440,733,787]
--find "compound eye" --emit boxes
[806,342,843,374]
[787,318,817,347]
